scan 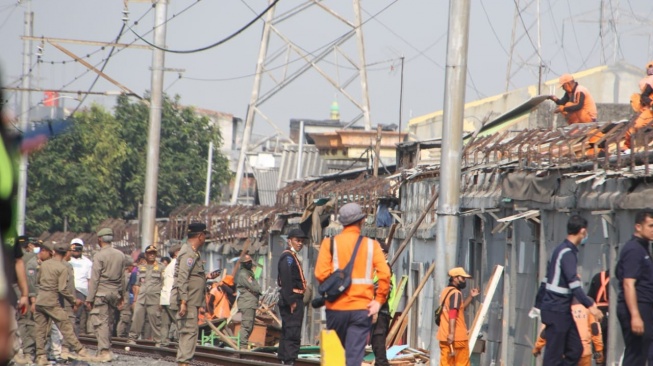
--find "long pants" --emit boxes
[439,341,470,366]
[116,306,132,338]
[74,290,90,335]
[618,301,653,366]
[17,308,35,356]
[10,306,19,360]
[46,322,62,359]
[176,306,198,363]
[578,354,592,366]
[129,303,161,342]
[625,109,653,149]
[278,303,304,363]
[33,305,82,357]
[541,309,582,366]
[160,305,177,343]
[238,307,256,348]
[370,312,391,366]
[89,295,119,353]
[326,309,372,366]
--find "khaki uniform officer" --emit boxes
[33,242,91,366]
[171,223,218,366]
[116,258,135,338]
[86,227,125,363]
[128,245,164,344]
[236,254,261,349]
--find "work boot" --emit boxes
[12,352,34,365]
[127,339,137,345]
[72,347,93,362]
[35,355,49,366]
[60,346,73,360]
[94,349,113,363]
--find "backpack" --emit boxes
[317,236,364,302]
[434,287,456,326]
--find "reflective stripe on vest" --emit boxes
[595,271,609,307]
[332,238,375,285]
[546,248,573,295]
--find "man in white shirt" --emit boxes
[69,238,93,335]
[159,243,181,345]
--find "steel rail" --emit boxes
[78,336,319,366]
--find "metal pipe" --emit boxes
[296,120,304,180]
[231,0,276,205]
[16,3,32,236]
[205,141,213,206]
[431,0,471,364]
[141,0,168,250]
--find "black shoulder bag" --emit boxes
[317,235,364,302]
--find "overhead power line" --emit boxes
[129,0,280,54]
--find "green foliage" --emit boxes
[26,94,232,234]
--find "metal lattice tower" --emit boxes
[231,0,373,204]
[505,0,543,93]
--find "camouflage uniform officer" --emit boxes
[86,228,125,363]
[236,254,261,349]
[128,245,163,344]
[171,223,217,366]
[33,242,90,366]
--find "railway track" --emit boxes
[78,336,320,366]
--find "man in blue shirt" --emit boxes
[539,215,604,365]
[617,209,653,366]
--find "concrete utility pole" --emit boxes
[231,0,276,205]
[141,0,168,250]
[16,2,33,236]
[204,141,213,206]
[431,1,471,365]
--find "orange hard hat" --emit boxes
[222,275,234,286]
[559,74,574,87]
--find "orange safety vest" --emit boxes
[595,271,609,308]
[639,75,653,108]
[564,85,598,124]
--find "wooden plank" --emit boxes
[386,262,435,347]
[204,318,238,349]
[468,265,504,354]
[389,190,438,267]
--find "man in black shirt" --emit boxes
[277,229,308,365]
[616,209,653,365]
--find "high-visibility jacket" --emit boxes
[315,225,390,311]
[534,303,603,358]
[639,75,653,108]
[559,85,598,124]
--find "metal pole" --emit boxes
[296,120,304,180]
[204,141,213,206]
[141,0,168,250]
[374,124,381,177]
[536,0,542,95]
[353,0,372,131]
[231,0,276,205]
[431,0,471,364]
[17,3,33,236]
[398,55,405,140]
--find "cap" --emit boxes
[54,241,71,253]
[240,254,253,263]
[145,245,158,253]
[38,241,54,252]
[169,243,182,256]
[559,73,574,87]
[71,238,84,246]
[222,275,234,286]
[187,222,208,235]
[287,228,308,239]
[448,267,472,278]
[17,235,29,247]
[338,202,367,226]
[97,228,113,237]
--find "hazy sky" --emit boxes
[1,0,652,140]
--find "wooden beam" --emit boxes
[468,265,504,354]
[204,319,238,349]
[389,190,438,267]
[22,36,151,50]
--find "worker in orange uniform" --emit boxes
[314,202,390,366]
[533,298,605,366]
[550,74,605,156]
[624,62,653,151]
[436,267,479,366]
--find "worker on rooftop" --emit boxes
[624,62,653,151]
[550,74,598,124]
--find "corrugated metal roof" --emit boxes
[252,168,279,206]
[276,144,327,189]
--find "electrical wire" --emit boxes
[0,1,17,31]
[564,1,584,66]
[545,0,571,72]
[479,0,510,57]
[129,0,280,54]
[513,0,544,63]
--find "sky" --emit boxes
[1,0,652,141]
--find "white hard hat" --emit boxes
[71,238,84,246]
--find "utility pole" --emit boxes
[231,0,276,205]
[141,0,168,250]
[296,120,305,180]
[374,124,381,177]
[353,0,372,131]
[398,55,405,140]
[17,2,33,236]
[431,0,471,365]
[204,141,213,206]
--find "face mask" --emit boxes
[457,280,467,290]
[243,262,253,270]
[33,247,41,254]
[580,233,589,246]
